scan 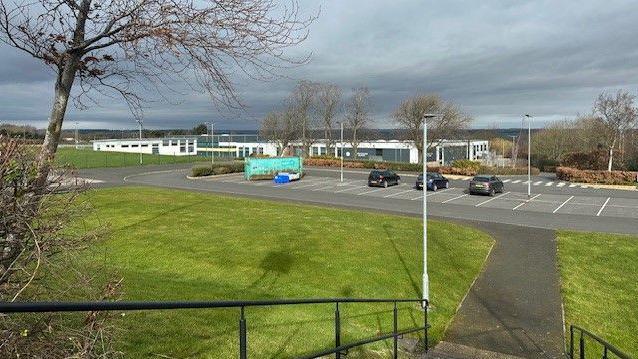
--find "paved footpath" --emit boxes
[442,221,564,358]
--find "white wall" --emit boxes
[92,138,198,156]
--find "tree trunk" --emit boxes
[35,59,80,190]
[608,147,613,172]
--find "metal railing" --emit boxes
[0,298,429,359]
[568,325,632,359]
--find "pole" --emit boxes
[211,122,215,165]
[138,120,143,165]
[340,122,344,182]
[74,122,79,149]
[502,140,505,168]
[527,117,531,197]
[421,114,437,305]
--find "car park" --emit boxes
[416,173,449,191]
[469,175,504,196]
[367,170,400,188]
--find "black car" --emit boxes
[416,173,449,191]
[368,170,400,188]
[469,175,504,196]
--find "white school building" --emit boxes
[92,135,489,165]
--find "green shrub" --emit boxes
[451,160,481,171]
[556,167,638,185]
[191,161,244,177]
[478,166,541,176]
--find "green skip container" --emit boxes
[244,157,303,180]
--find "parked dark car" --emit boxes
[368,170,400,188]
[416,173,449,191]
[469,175,504,196]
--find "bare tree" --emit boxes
[316,83,341,155]
[392,94,472,163]
[0,136,121,357]
[0,0,316,188]
[593,90,638,171]
[345,87,371,158]
[259,110,297,156]
[287,80,319,157]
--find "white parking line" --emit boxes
[596,197,611,217]
[410,194,424,201]
[557,182,566,187]
[552,195,574,214]
[502,179,511,183]
[383,189,415,198]
[292,181,331,189]
[357,187,386,196]
[545,182,554,186]
[475,192,510,207]
[511,180,521,184]
[442,194,468,204]
[569,184,577,188]
[312,185,337,191]
[533,181,543,186]
[512,193,541,210]
[334,185,366,193]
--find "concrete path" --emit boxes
[442,221,564,358]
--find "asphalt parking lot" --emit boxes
[205,173,638,220]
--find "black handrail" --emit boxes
[0,298,430,359]
[569,325,632,359]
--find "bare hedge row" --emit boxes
[556,167,638,185]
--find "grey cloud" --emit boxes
[2,0,638,129]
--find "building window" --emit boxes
[188,146,194,153]
[258,147,264,154]
[180,145,186,153]
[122,144,129,148]
[141,144,148,147]
[132,144,138,148]
[171,140,178,146]
[163,140,169,146]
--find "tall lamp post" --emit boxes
[421,113,439,305]
[136,119,143,165]
[340,121,344,182]
[206,121,215,165]
[74,121,79,149]
[525,114,532,197]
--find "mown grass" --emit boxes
[558,231,638,357]
[66,187,493,358]
[55,147,209,169]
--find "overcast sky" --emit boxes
[2,0,638,130]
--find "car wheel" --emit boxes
[383,180,388,188]
[489,189,495,196]
[444,181,449,189]
[432,184,437,192]
[396,179,400,185]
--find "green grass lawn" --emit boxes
[558,231,638,357]
[55,147,210,169]
[67,187,493,358]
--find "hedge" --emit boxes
[191,161,244,177]
[433,165,540,176]
[556,166,638,185]
[304,157,538,176]
[303,158,421,171]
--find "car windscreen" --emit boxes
[472,176,490,182]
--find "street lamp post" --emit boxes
[210,122,215,166]
[74,121,79,149]
[136,119,143,165]
[421,113,439,305]
[340,122,344,182]
[525,114,532,197]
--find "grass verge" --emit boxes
[68,187,492,358]
[558,231,638,357]
[55,147,210,169]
